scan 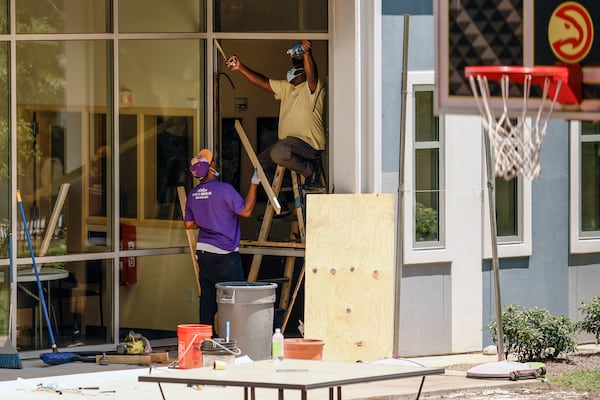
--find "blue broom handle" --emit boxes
[17,190,57,349]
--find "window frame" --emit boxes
[412,84,444,249]
[570,120,600,253]
[482,120,532,259]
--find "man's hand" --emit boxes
[300,40,312,55]
[226,55,240,70]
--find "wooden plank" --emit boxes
[239,246,305,257]
[95,352,170,365]
[39,183,70,258]
[240,240,305,249]
[234,119,281,214]
[304,194,395,362]
[177,186,201,294]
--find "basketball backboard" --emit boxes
[435,0,600,121]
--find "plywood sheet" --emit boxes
[304,193,395,362]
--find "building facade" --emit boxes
[0,0,598,359]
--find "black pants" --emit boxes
[196,250,244,331]
[258,136,321,180]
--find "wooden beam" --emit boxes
[233,119,281,214]
[177,186,201,294]
[39,183,70,258]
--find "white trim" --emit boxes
[371,0,382,193]
[403,71,450,264]
[570,121,600,253]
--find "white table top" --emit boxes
[17,268,69,283]
[139,358,444,391]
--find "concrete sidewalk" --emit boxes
[0,346,572,400]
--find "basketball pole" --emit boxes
[393,13,410,359]
[482,128,505,361]
[466,121,540,380]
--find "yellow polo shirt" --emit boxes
[269,79,326,151]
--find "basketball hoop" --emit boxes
[465,66,577,180]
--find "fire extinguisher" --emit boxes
[120,223,137,285]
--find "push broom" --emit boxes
[0,233,23,369]
[17,190,94,365]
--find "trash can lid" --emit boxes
[216,281,278,289]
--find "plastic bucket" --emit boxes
[177,324,212,369]
[201,338,239,367]
[284,338,325,360]
[216,282,277,361]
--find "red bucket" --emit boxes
[177,324,212,369]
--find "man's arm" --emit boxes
[226,55,274,94]
[238,169,260,218]
[301,40,318,93]
[238,183,258,218]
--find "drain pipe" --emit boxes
[393,13,410,358]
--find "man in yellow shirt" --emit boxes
[226,40,326,216]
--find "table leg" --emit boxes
[278,388,284,400]
[157,383,166,400]
[301,389,307,400]
[337,386,342,400]
[416,376,426,399]
[328,387,333,400]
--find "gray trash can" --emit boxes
[216,281,277,361]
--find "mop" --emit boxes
[17,190,94,365]
[0,233,23,369]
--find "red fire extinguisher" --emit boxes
[120,223,137,285]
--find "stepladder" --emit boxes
[233,118,327,332]
[242,165,308,333]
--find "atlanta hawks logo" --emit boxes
[548,1,594,64]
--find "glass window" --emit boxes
[490,118,522,242]
[16,0,109,34]
[118,39,203,249]
[495,177,520,239]
[0,0,7,33]
[414,88,442,245]
[0,41,8,258]
[580,121,600,234]
[0,41,7,340]
[16,259,114,350]
[215,0,327,32]
[16,40,112,255]
[119,0,205,33]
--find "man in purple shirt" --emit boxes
[184,149,260,329]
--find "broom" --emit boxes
[17,191,99,365]
[0,233,23,369]
[17,190,74,365]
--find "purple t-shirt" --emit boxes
[184,180,245,252]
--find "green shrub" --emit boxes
[579,296,600,343]
[488,305,578,362]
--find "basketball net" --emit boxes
[468,73,562,180]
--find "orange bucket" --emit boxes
[177,324,212,369]
[284,339,324,360]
